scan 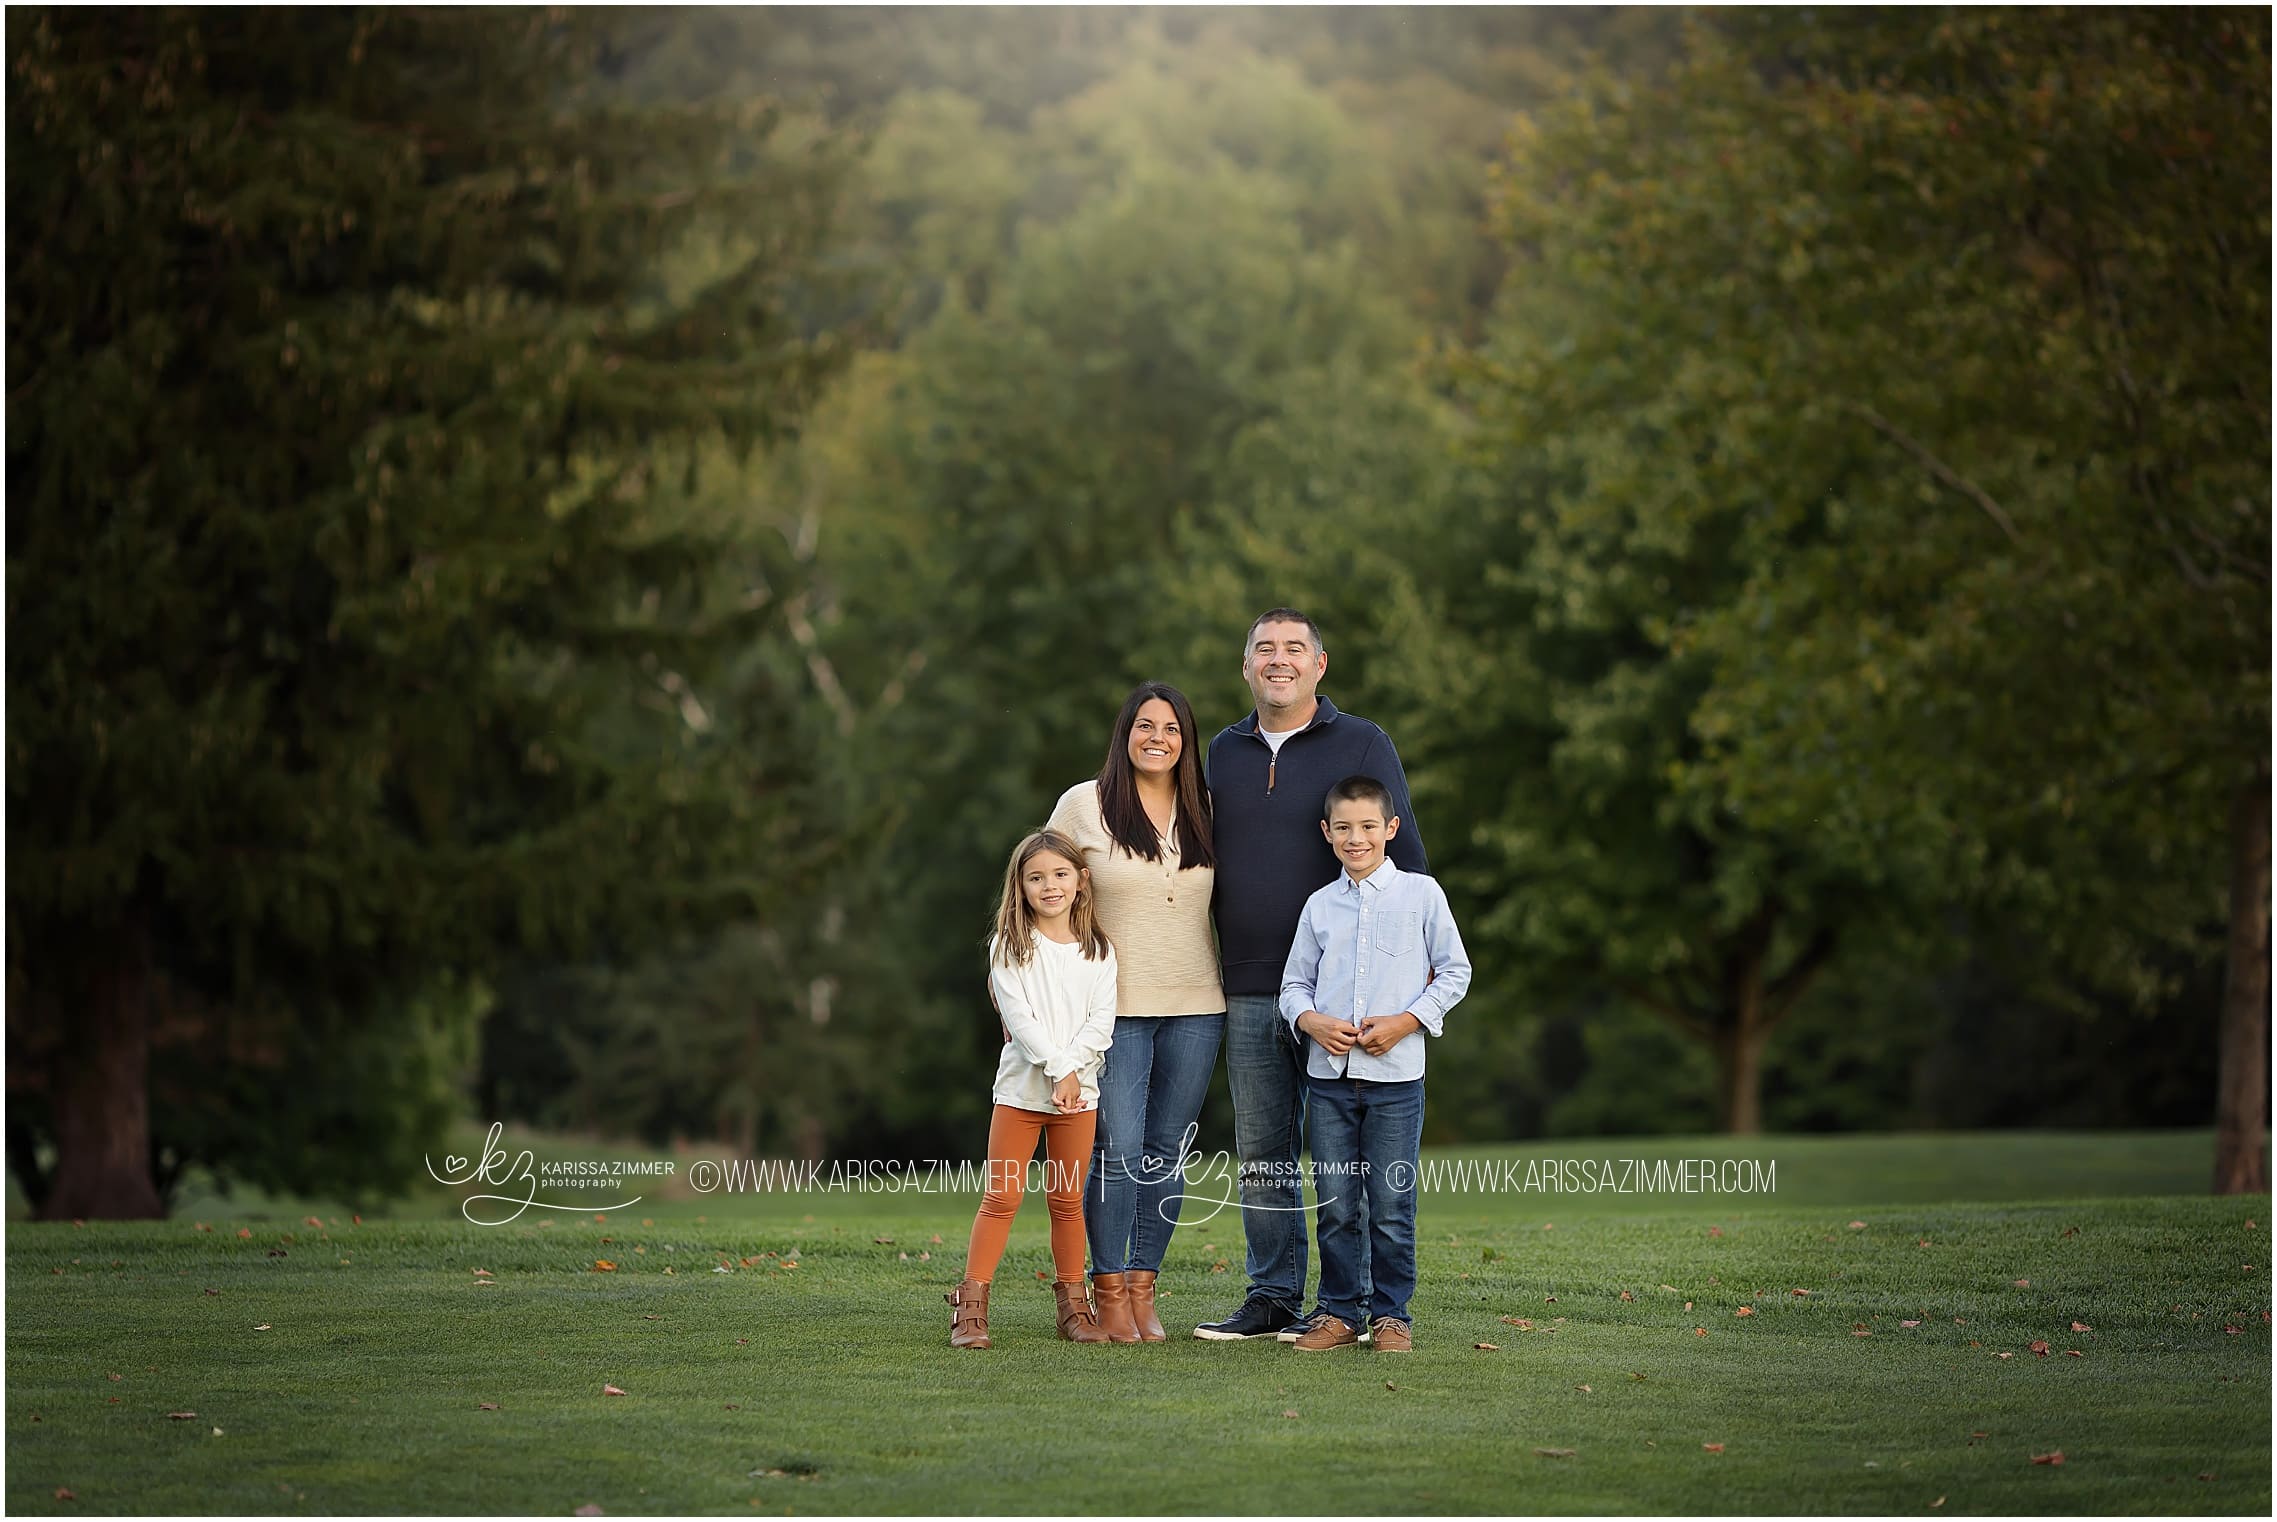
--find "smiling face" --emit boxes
[1243,618,1326,729]
[1124,697,1182,781]
[1020,848,1085,926]
[1321,794,1399,880]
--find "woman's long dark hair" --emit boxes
[1096,680,1215,870]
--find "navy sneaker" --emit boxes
[1192,1296,1302,1341]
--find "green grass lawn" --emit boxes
[6,1130,2268,1515]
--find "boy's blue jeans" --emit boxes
[1306,1072,1423,1328]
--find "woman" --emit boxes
[1045,680,1224,1343]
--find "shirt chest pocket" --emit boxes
[1373,911,1419,959]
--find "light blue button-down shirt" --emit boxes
[1279,857,1471,1082]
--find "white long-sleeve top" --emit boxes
[988,934,1119,1113]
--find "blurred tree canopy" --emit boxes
[1456,7,2267,1180]
[5,8,854,1215]
[7,8,2263,1209]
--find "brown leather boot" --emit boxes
[946,1278,991,1349]
[1053,1279,1109,1342]
[1090,1272,1141,1343]
[1125,1269,1166,1342]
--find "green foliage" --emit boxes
[1426,7,2267,1130]
[5,10,852,1208]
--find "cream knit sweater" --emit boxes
[1047,781,1226,1017]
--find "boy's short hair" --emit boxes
[1322,774,1395,823]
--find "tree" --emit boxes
[1468,12,2268,1165]
[5,10,850,1215]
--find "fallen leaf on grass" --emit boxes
[1535,1447,1575,1458]
[1474,1342,1501,1351]
[1630,1372,1648,1382]
[1995,1351,2014,1359]
[1847,1221,1867,1231]
[2069,1321,2091,1332]
[2063,1350,2083,1358]
[478,1403,499,1411]
[2029,1341,2050,1357]
[54,1488,75,1501]
[2030,1451,2064,1466]
[1576,1384,1593,1393]
[1852,1325,1872,1337]
[1900,1320,1921,1328]
[1385,1382,1399,1391]
[1930,1496,1944,1508]
[1544,1295,1558,1303]
[1659,1284,1678,1293]
[1684,1300,1694,1311]
[1283,1409,1299,1419]
[602,1385,626,1397]
[107,1374,121,1383]
[2012,1279,2030,1288]
[2224,1324,2242,1335]
[1735,1307,1754,1317]
[574,1507,604,1517]
[252,1324,271,1332]
[1791,1288,1810,1297]
[2199,1472,2217,1481]
[1619,1290,1634,1302]
[167,1411,197,1420]
[237,1228,251,1239]
[1499,1317,1534,1330]
[1694,1327,1707,1336]
[873,1237,893,1245]
[1702,1443,1725,1454]
[593,1261,616,1273]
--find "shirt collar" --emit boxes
[1236,694,1342,738]
[1339,856,1400,895]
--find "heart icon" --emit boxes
[444,1155,469,1173]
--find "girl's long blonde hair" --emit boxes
[990,828,1111,967]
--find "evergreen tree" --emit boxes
[5,10,850,1215]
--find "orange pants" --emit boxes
[962,1103,1097,1284]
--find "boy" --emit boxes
[1279,774,1471,1352]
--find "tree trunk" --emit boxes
[40,940,166,1220]
[1714,908,1776,1134]
[1714,1017,1767,1135]
[2213,772,2270,1196]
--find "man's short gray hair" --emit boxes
[1246,607,1325,656]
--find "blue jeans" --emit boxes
[1086,1012,1225,1275]
[1307,1074,1423,1327]
[1224,994,1314,1313]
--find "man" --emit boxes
[1193,608,1428,1341]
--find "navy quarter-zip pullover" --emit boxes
[1206,695,1428,997]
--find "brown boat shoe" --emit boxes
[1369,1318,1412,1353]
[1290,1312,1362,1352]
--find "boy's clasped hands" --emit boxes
[1295,1009,1422,1058]
[1051,1072,1090,1113]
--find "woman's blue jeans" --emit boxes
[1086,1012,1225,1275]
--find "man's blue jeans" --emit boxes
[1086,1012,1225,1275]
[1224,994,1314,1313]
[1307,1073,1423,1327]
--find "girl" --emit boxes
[947,828,1120,1348]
